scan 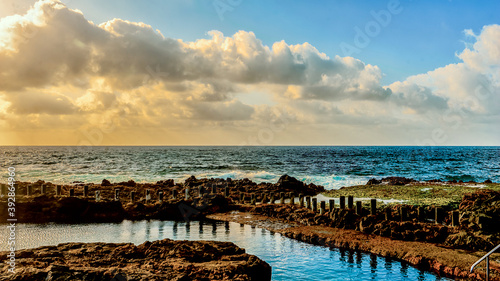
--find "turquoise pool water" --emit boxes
[0,220,451,280]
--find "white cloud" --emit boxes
[0,0,498,145]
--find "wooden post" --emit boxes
[114,189,120,201]
[261,193,267,204]
[329,199,335,212]
[400,206,407,221]
[312,198,318,212]
[184,188,189,200]
[299,194,304,207]
[339,196,345,209]
[319,201,326,215]
[305,196,311,209]
[348,195,354,209]
[270,192,275,204]
[145,189,151,201]
[289,194,294,205]
[158,191,164,203]
[199,186,204,198]
[95,190,101,202]
[41,184,46,195]
[224,187,230,197]
[452,211,459,227]
[83,185,89,197]
[280,194,285,204]
[56,185,61,196]
[370,199,377,215]
[356,201,362,215]
[385,208,391,220]
[69,188,74,197]
[27,184,32,196]
[417,206,425,221]
[435,207,442,224]
[240,192,245,203]
[251,194,255,205]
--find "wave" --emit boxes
[181,170,371,190]
[444,174,477,182]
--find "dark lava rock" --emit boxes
[446,189,500,251]
[382,177,416,185]
[366,177,416,186]
[0,239,272,281]
[101,179,112,186]
[459,189,500,233]
[117,180,136,187]
[276,175,325,195]
[157,179,175,187]
[367,178,382,185]
[185,175,202,187]
[0,196,127,223]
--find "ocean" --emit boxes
[1,146,498,189]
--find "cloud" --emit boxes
[0,0,498,145]
[388,81,449,112]
[183,99,255,121]
[458,24,500,77]
[387,24,500,118]
[6,90,76,115]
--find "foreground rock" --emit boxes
[0,239,271,281]
[445,189,500,251]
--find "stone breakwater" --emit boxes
[0,239,272,281]
[244,189,500,253]
[0,175,323,223]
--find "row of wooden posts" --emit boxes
[1,184,460,226]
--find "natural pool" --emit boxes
[0,220,451,280]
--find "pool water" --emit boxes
[0,220,451,280]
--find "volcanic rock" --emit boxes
[0,239,272,281]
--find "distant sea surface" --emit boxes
[1,146,498,189]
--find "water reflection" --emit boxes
[354,251,361,269]
[401,262,409,278]
[199,220,204,234]
[212,221,217,237]
[370,254,378,275]
[173,221,178,236]
[347,250,354,268]
[384,256,392,272]
[185,220,190,237]
[340,248,346,262]
[0,221,452,281]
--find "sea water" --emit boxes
[1,146,498,189]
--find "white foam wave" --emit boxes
[185,170,370,190]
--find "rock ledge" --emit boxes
[0,239,271,281]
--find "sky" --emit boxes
[0,0,499,145]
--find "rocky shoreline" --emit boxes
[1,175,499,280]
[0,175,322,223]
[208,211,500,280]
[0,239,271,281]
